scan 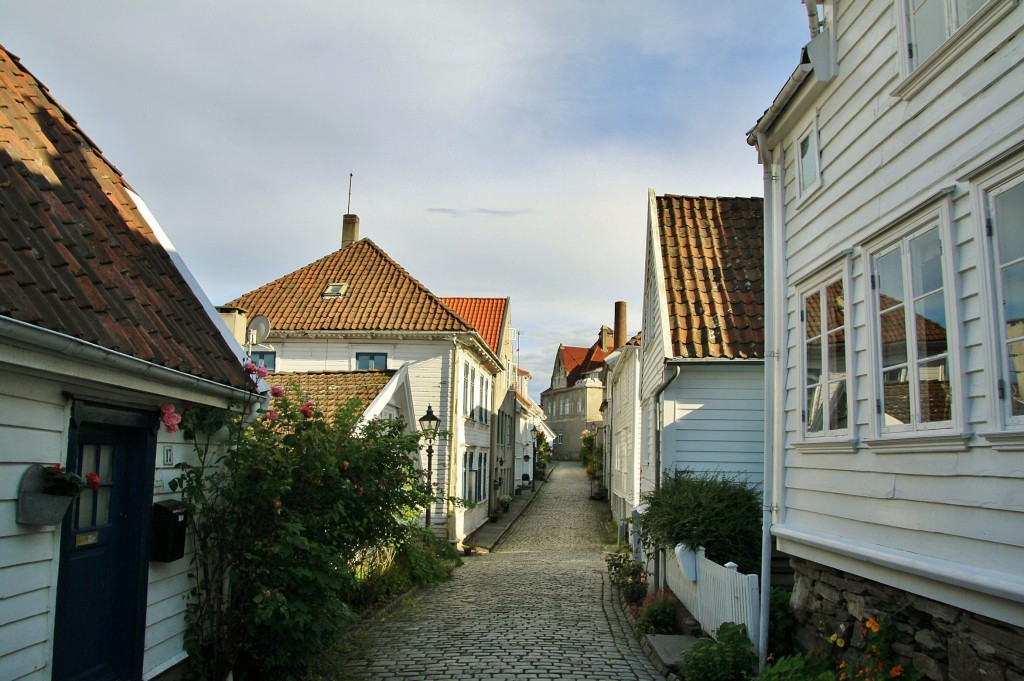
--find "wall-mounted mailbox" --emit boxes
[151,499,187,563]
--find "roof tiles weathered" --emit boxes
[656,195,764,360]
[270,370,395,416]
[440,297,507,354]
[227,239,474,335]
[0,45,253,391]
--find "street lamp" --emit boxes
[530,424,539,490]
[418,405,441,528]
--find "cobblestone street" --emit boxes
[344,461,664,680]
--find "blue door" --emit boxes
[53,404,155,681]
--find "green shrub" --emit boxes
[635,592,677,635]
[767,588,797,657]
[678,622,754,681]
[756,653,831,681]
[637,469,762,574]
[605,552,648,605]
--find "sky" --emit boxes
[3,2,810,402]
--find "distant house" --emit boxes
[748,0,1024,670]
[603,330,642,525]
[541,306,628,460]
[0,45,255,680]
[224,222,504,542]
[639,193,765,497]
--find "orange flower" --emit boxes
[866,617,881,633]
[890,665,904,678]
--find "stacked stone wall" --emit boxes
[788,557,1024,681]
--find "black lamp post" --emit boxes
[530,424,539,490]
[418,404,440,528]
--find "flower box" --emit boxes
[17,491,73,525]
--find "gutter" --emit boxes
[746,63,813,149]
[0,315,255,405]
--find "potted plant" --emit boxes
[17,463,101,525]
[499,495,512,513]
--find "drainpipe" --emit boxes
[756,131,782,672]
[652,363,681,590]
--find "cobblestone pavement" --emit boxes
[345,461,664,680]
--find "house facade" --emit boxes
[639,193,766,497]
[604,331,642,525]
[225,225,504,542]
[0,45,256,681]
[540,327,615,460]
[748,0,1024,672]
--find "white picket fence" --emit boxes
[663,543,760,647]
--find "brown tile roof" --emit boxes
[226,239,473,334]
[440,297,507,354]
[0,45,253,391]
[270,370,394,416]
[656,195,764,359]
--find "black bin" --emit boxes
[151,500,188,562]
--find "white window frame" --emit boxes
[892,0,1015,99]
[796,113,822,202]
[976,159,1024,433]
[867,204,960,438]
[799,268,852,440]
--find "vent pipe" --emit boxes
[342,214,360,249]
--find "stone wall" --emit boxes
[788,558,1024,681]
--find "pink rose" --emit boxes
[166,423,179,434]
[163,412,182,426]
[300,405,313,418]
[243,361,257,373]
[265,411,279,421]
[160,403,175,414]
[85,472,101,491]
[256,365,269,378]
[270,385,284,398]
[303,400,315,408]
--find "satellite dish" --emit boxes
[247,315,271,345]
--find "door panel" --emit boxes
[53,412,154,681]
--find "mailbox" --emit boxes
[151,499,188,562]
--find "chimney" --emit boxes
[599,326,613,352]
[342,214,360,249]
[614,301,627,350]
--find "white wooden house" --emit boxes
[0,45,256,680]
[639,193,766,499]
[748,0,1024,670]
[604,331,642,526]
[225,224,504,542]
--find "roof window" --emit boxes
[322,282,348,299]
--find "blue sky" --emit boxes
[3,2,810,400]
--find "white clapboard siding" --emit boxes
[662,364,765,488]
[762,0,1024,625]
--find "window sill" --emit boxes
[793,439,858,455]
[863,433,971,454]
[978,431,1024,452]
[891,0,1018,101]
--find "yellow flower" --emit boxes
[829,633,838,643]
[837,638,846,648]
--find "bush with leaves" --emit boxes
[634,590,678,636]
[678,622,755,681]
[171,389,435,680]
[637,468,762,574]
[756,652,831,681]
[581,429,601,479]
[605,551,648,605]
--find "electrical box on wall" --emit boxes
[151,500,187,562]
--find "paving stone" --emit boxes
[345,462,664,680]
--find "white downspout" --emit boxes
[756,132,784,671]
[652,363,681,590]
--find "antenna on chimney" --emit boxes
[347,173,353,213]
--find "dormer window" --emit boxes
[322,282,348,299]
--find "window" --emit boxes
[321,282,348,299]
[905,0,986,69]
[988,176,1024,421]
[355,352,386,370]
[797,120,820,197]
[250,350,276,371]
[803,278,848,435]
[463,362,470,417]
[873,225,952,431]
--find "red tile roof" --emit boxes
[656,195,764,359]
[227,239,473,334]
[0,45,253,391]
[441,297,507,354]
[559,345,590,378]
[270,370,394,416]
[557,340,609,386]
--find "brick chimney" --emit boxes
[342,214,360,249]
[614,301,627,350]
